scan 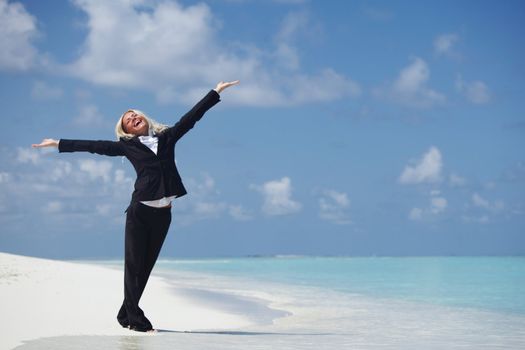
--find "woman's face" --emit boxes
[122,111,149,136]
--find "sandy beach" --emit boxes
[0,253,260,350]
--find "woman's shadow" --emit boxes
[156,329,336,336]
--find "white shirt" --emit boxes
[138,134,158,155]
[138,130,175,208]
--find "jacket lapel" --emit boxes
[124,135,160,156]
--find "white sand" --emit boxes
[0,253,252,350]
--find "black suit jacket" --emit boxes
[59,89,220,204]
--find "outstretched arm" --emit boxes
[32,138,125,157]
[169,80,239,142]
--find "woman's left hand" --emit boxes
[215,80,240,94]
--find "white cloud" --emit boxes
[409,207,423,221]
[472,193,504,213]
[318,189,351,224]
[17,147,41,165]
[95,203,113,216]
[193,201,227,217]
[462,215,489,224]
[466,81,490,104]
[252,177,302,216]
[66,0,359,106]
[472,192,490,209]
[449,173,466,187]
[31,81,64,100]
[285,69,361,105]
[173,172,249,224]
[73,104,111,128]
[229,205,253,221]
[276,11,312,43]
[50,160,73,182]
[273,11,323,65]
[68,0,217,88]
[430,196,447,214]
[190,173,218,197]
[273,43,301,71]
[390,57,445,108]
[460,193,504,225]
[434,33,459,56]
[399,146,443,184]
[78,159,113,183]
[456,75,491,104]
[2,147,140,228]
[114,169,132,185]
[408,191,447,221]
[0,0,39,71]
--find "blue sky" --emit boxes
[0,0,524,258]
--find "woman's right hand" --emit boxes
[215,80,240,94]
[32,138,59,148]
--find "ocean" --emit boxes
[16,256,525,349]
[156,256,525,315]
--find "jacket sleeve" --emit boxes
[167,89,220,142]
[58,139,126,156]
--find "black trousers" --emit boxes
[117,201,171,331]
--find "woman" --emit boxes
[32,80,239,332]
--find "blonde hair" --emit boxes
[115,109,169,140]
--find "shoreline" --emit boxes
[0,252,286,350]
[79,259,292,329]
[3,253,525,349]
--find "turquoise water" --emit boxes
[156,256,525,315]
